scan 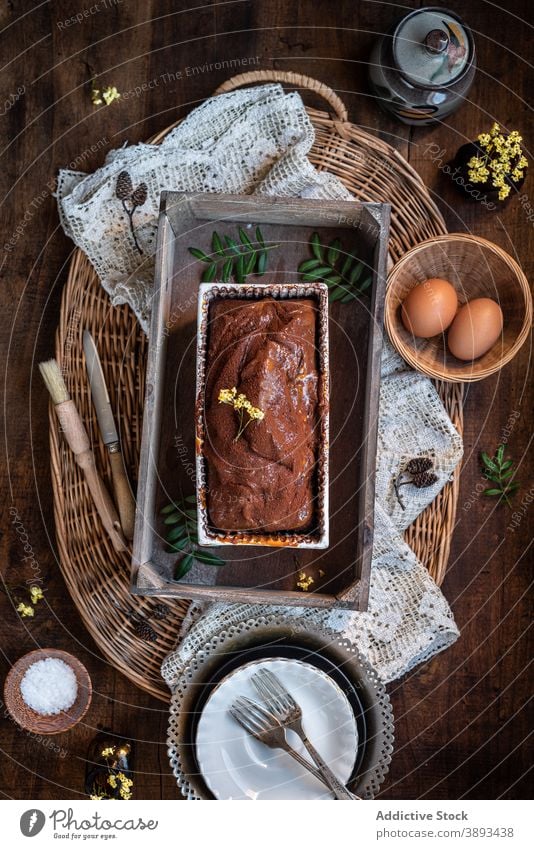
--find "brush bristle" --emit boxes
[39,359,70,404]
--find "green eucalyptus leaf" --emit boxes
[235,254,245,284]
[327,238,341,265]
[193,550,225,566]
[222,258,233,282]
[255,226,265,247]
[358,276,373,293]
[168,538,190,553]
[341,292,356,303]
[245,250,257,275]
[481,452,499,473]
[310,232,324,262]
[298,258,322,273]
[174,553,194,580]
[212,232,225,256]
[257,250,267,276]
[166,525,188,543]
[239,227,253,249]
[161,503,179,515]
[163,512,182,525]
[323,274,342,285]
[189,247,211,263]
[340,254,353,279]
[329,286,349,302]
[348,262,364,285]
[184,494,197,504]
[496,444,505,465]
[201,262,217,283]
[500,459,513,471]
[302,266,333,281]
[225,236,241,256]
[483,488,503,496]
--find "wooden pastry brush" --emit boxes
[39,359,126,552]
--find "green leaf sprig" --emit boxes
[298,232,372,303]
[161,495,225,580]
[189,226,277,284]
[481,444,520,506]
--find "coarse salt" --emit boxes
[20,657,78,715]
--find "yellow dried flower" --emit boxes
[296,571,314,592]
[107,775,117,789]
[466,124,527,199]
[218,386,265,441]
[218,387,237,404]
[29,586,43,604]
[248,406,265,421]
[102,85,121,106]
[16,603,34,618]
[90,794,103,801]
[119,788,132,800]
[101,747,115,758]
[90,85,103,106]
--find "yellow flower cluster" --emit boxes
[101,746,115,758]
[30,585,43,604]
[218,386,265,441]
[468,124,528,201]
[107,771,133,800]
[16,603,34,618]
[91,84,121,106]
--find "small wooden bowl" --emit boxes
[385,234,532,382]
[3,649,92,735]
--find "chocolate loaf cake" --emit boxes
[203,298,320,533]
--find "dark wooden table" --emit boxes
[0,0,531,800]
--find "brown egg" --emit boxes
[448,298,504,360]
[401,278,458,338]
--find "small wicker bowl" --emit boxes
[385,234,532,382]
[3,649,92,735]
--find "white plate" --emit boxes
[195,658,358,800]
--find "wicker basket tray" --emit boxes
[50,71,463,703]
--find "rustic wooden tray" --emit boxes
[49,71,463,701]
[133,193,390,609]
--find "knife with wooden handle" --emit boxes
[83,330,136,540]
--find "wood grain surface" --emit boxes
[0,0,531,800]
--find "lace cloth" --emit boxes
[57,84,351,333]
[56,82,462,685]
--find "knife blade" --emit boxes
[83,330,136,539]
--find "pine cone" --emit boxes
[405,457,434,475]
[412,471,438,488]
[132,619,158,642]
[131,182,148,207]
[151,603,169,621]
[116,170,133,200]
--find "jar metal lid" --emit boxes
[393,6,474,89]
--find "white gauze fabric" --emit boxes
[57,84,351,333]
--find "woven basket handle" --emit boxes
[214,70,349,123]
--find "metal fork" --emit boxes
[252,667,359,800]
[229,696,337,795]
